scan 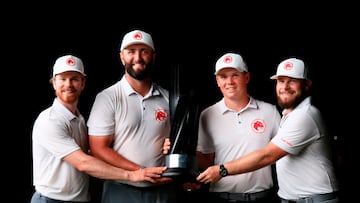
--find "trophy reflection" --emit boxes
[162,65,200,178]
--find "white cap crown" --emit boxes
[270,58,308,80]
[120,30,154,52]
[215,53,248,75]
[53,55,86,77]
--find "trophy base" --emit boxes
[162,154,198,178]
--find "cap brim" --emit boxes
[215,67,246,75]
[270,74,306,80]
[121,42,154,52]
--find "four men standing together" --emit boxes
[31,29,340,203]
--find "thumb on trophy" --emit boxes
[163,138,171,154]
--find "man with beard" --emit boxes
[31,54,168,203]
[196,58,340,203]
[87,29,176,203]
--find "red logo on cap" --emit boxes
[155,108,168,123]
[251,119,266,134]
[284,62,293,70]
[223,55,233,64]
[132,32,143,40]
[66,58,76,66]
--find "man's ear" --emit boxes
[119,52,125,66]
[305,79,312,90]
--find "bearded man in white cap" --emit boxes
[31,54,167,203]
[87,30,177,203]
[196,57,340,203]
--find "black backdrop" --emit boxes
[7,2,356,202]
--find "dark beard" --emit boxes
[277,88,308,109]
[124,62,155,81]
[277,94,303,109]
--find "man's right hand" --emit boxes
[128,166,172,183]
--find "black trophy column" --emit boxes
[162,64,200,178]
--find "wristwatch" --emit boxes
[219,164,228,177]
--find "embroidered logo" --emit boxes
[283,61,293,71]
[66,57,76,66]
[132,31,143,40]
[281,138,293,147]
[223,55,233,64]
[155,109,168,123]
[251,119,266,134]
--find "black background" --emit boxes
[6,2,356,202]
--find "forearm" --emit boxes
[79,155,130,180]
[196,143,284,184]
[225,148,274,175]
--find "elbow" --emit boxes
[73,155,95,173]
[76,159,92,173]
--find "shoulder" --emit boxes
[154,84,169,98]
[200,101,222,116]
[102,81,122,93]
[95,81,123,101]
[252,98,278,111]
[33,107,69,135]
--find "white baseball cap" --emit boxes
[270,58,309,80]
[53,55,86,77]
[215,53,248,75]
[119,30,155,52]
